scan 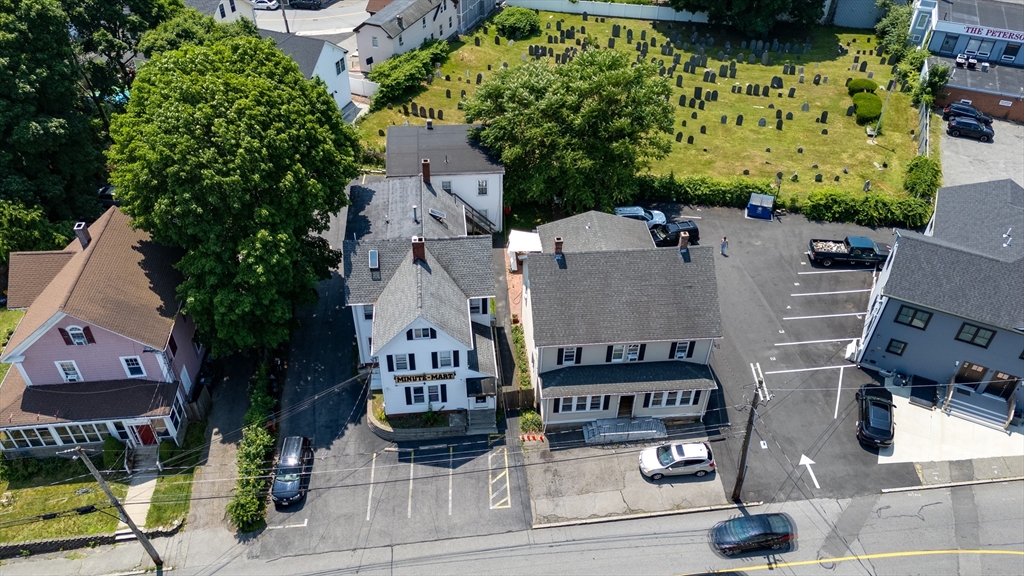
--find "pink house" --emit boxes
[0,208,204,456]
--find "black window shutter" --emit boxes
[432,352,438,369]
[386,355,394,372]
[409,354,416,370]
[669,342,677,359]
[58,328,73,345]
[692,390,702,405]
[407,329,413,340]
[638,344,646,361]
[643,393,651,408]
[687,341,695,358]
[556,348,564,365]
[575,348,583,364]
[602,395,610,410]
[606,346,613,362]
[83,326,95,344]
[440,384,448,403]
[553,398,560,413]
[430,328,437,339]
[453,350,459,367]
[405,387,412,404]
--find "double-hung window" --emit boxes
[399,35,404,47]
[649,391,697,407]
[956,323,995,348]
[413,328,431,339]
[422,18,426,28]
[557,395,606,412]
[886,339,907,355]
[56,361,81,382]
[626,344,641,361]
[438,350,453,368]
[120,356,146,378]
[372,36,378,48]
[561,348,576,364]
[441,180,452,193]
[395,354,410,371]
[412,386,425,403]
[335,58,346,74]
[895,305,932,330]
[428,385,440,403]
[477,180,488,195]
[364,305,374,320]
[67,326,89,345]
[611,345,625,362]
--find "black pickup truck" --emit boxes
[808,236,890,268]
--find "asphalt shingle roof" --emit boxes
[536,210,653,253]
[539,361,716,397]
[5,251,77,309]
[358,0,443,38]
[930,179,1024,261]
[884,232,1024,332]
[467,321,496,377]
[386,125,504,177]
[527,246,722,347]
[259,30,342,79]
[345,176,466,240]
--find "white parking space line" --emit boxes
[834,366,845,419]
[764,365,850,375]
[448,447,453,516]
[407,450,414,519]
[783,312,864,320]
[366,452,376,521]
[774,338,858,346]
[266,519,308,530]
[790,289,872,297]
[798,269,874,275]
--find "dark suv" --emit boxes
[947,117,994,142]
[289,0,322,9]
[271,436,314,507]
[651,221,700,246]
[942,102,992,125]
[856,385,895,448]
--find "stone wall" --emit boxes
[0,520,182,559]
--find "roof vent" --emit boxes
[429,208,446,221]
[426,119,433,130]
[368,250,379,271]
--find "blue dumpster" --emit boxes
[747,193,775,220]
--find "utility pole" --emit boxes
[66,447,163,567]
[731,363,769,502]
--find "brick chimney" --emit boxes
[421,158,431,185]
[412,236,425,263]
[554,237,564,255]
[73,222,91,249]
[397,14,404,28]
[678,231,689,251]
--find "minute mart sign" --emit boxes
[394,372,456,384]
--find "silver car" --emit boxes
[614,206,666,228]
[639,442,715,480]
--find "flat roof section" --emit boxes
[934,56,1024,96]
[944,0,1024,32]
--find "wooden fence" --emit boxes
[501,388,536,411]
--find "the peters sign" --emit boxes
[937,21,1024,42]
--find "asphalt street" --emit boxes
[940,118,1024,187]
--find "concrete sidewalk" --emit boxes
[116,470,157,533]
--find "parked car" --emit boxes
[651,221,700,246]
[271,436,314,506]
[711,513,796,556]
[947,117,994,142]
[639,442,715,480]
[614,206,666,228]
[252,0,280,9]
[856,385,895,448]
[942,102,992,125]
[289,0,322,9]
[808,236,890,269]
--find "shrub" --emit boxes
[368,40,450,110]
[875,0,913,61]
[103,436,127,470]
[520,410,542,434]
[847,78,878,97]
[635,173,774,207]
[227,424,275,533]
[913,62,951,106]
[903,155,942,200]
[493,7,540,39]
[896,48,930,89]
[511,324,531,390]
[244,364,275,429]
[853,92,883,125]
[803,189,932,228]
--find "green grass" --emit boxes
[0,458,128,543]
[0,307,25,382]
[145,419,208,528]
[356,13,923,201]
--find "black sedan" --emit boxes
[947,117,994,142]
[651,221,700,247]
[942,102,992,125]
[711,513,795,556]
[856,385,895,448]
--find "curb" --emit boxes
[881,476,1024,494]
[532,501,763,530]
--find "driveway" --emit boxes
[255,0,368,53]
[940,118,1024,187]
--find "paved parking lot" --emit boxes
[941,118,1024,187]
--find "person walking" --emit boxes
[720,236,729,256]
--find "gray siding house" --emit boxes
[856,180,1024,430]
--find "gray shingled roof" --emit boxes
[884,233,1024,332]
[536,210,653,253]
[930,179,1024,262]
[539,361,716,397]
[259,30,341,79]
[357,0,442,38]
[182,0,220,16]
[386,125,504,177]
[527,246,722,346]
[467,321,496,377]
[346,176,466,240]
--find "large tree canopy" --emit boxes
[107,37,361,355]
[464,49,673,213]
[0,199,73,270]
[0,0,104,222]
[670,0,823,36]
[137,7,259,57]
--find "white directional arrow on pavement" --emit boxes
[799,454,820,489]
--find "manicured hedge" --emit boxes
[493,7,540,38]
[367,40,450,110]
[226,364,278,533]
[802,188,932,228]
[847,78,878,97]
[853,91,883,125]
[636,173,775,207]
[902,155,942,201]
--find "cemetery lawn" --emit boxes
[355,12,924,201]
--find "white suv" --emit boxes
[639,442,715,480]
[614,206,666,228]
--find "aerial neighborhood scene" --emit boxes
[3,0,1024,573]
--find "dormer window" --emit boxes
[412,328,431,339]
[61,326,93,346]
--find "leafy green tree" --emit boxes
[913,62,950,106]
[874,0,913,61]
[896,48,930,89]
[107,37,360,355]
[493,6,540,38]
[137,7,258,57]
[669,0,822,36]
[465,49,673,213]
[367,39,450,110]
[0,200,73,270]
[902,155,942,201]
[0,0,104,222]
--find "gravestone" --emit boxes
[613,24,620,37]
[627,29,633,42]
[495,36,501,45]
[503,62,508,68]
[711,90,718,101]
[798,66,804,74]
[717,51,725,61]
[834,175,840,182]
[771,76,783,89]
[709,72,717,83]
[746,83,753,95]
[581,26,586,34]
[797,146,803,153]
[694,86,703,99]
[769,103,775,109]
[445,75,450,81]
[556,21,561,31]
[815,174,822,182]
[854,55,860,63]
[679,95,686,106]
[756,40,764,52]
[821,128,827,135]
[776,119,783,130]
[867,71,874,79]
[801,102,810,112]
[583,12,588,20]
[737,53,744,62]
[548,47,554,57]
[689,98,696,108]
[477,73,483,84]
[786,112,793,120]
[741,40,747,49]
[720,64,728,77]
[698,100,705,110]
[641,30,646,41]
[721,115,728,124]
[762,85,769,97]
[529,45,535,56]
[682,120,687,127]
[859,61,868,72]
[475,37,480,47]
[659,67,666,76]
[730,68,736,78]
[748,53,756,64]
[546,22,551,29]
[820,111,828,123]
[691,111,698,119]
[411,103,419,116]
[378,129,385,136]
[752,83,760,95]
[758,117,766,127]
[461,89,466,98]
[799,74,804,83]
[700,125,706,134]
[736,114,743,126]
[446,89,451,98]
[823,76,828,84]
[402,104,409,115]
[776,109,782,119]
[677,75,683,88]
[457,101,464,110]
[428,108,434,118]
[426,74,432,84]
[788,87,796,98]
[703,70,710,82]
[676,132,683,142]
[419,106,426,117]
[687,135,694,144]
[813,74,821,85]
[783,64,790,75]
[555,54,561,64]
[845,77,852,86]
[846,105,855,117]
[762,52,770,65]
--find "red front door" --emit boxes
[135,425,157,445]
